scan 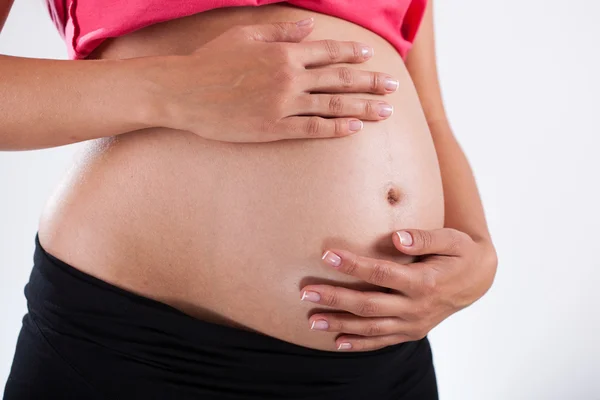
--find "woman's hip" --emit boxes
[4,234,438,399]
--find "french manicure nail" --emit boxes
[310,320,329,330]
[321,250,342,267]
[301,291,321,302]
[337,342,352,350]
[361,46,374,59]
[349,120,363,132]
[378,103,393,117]
[384,78,399,92]
[296,17,314,27]
[396,231,413,246]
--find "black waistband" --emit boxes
[21,234,435,399]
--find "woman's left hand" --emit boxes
[299,228,498,351]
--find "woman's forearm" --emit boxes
[0,55,150,151]
[430,119,493,245]
[1,20,404,151]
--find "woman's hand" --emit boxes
[299,228,498,351]
[142,18,399,142]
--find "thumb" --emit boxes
[392,228,466,257]
[245,18,314,43]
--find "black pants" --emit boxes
[4,235,439,399]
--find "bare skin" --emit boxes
[142,20,402,142]
[298,1,498,351]
[35,5,445,351]
[1,0,497,353]
[0,15,397,149]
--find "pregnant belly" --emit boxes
[38,4,444,351]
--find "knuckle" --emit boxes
[345,255,360,275]
[305,117,322,137]
[351,42,362,60]
[364,322,383,336]
[271,103,288,121]
[405,272,420,294]
[368,263,392,286]
[364,100,374,116]
[347,339,362,351]
[273,43,294,64]
[457,229,473,248]
[328,95,345,115]
[337,67,353,87]
[357,296,379,317]
[305,94,319,111]
[311,69,325,89]
[272,22,289,38]
[275,65,298,88]
[329,318,343,331]
[333,119,347,137]
[323,290,340,307]
[270,90,291,113]
[418,231,433,250]
[323,39,342,62]
[370,72,380,92]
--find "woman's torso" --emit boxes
[38,4,444,351]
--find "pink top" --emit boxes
[45,0,427,60]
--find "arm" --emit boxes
[0,6,401,151]
[0,55,154,151]
[406,0,496,257]
[0,0,159,151]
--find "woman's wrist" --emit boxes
[117,55,170,132]
[123,54,201,133]
[97,57,163,132]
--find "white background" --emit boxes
[1,0,599,398]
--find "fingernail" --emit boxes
[301,291,321,302]
[310,319,329,330]
[321,250,342,267]
[349,120,363,132]
[361,46,374,59]
[396,231,413,246]
[337,342,352,350]
[384,78,399,92]
[296,17,314,27]
[378,103,394,117]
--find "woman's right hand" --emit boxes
[143,18,399,142]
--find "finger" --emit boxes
[295,95,393,120]
[393,228,470,257]
[305,67,399,94]
[276,116,364,139]
[240,19,314,43]
[334,333,416,352]
[300,286,405,317]
[293,39,374,67]
[308,314,407,337]
[320,249,418,292]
